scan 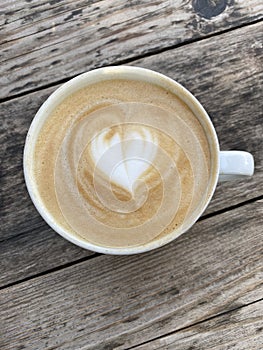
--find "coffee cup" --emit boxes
[24,66,254,254]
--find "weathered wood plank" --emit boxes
[0,200,262,349]
[133,300,263,350]
[0,226,95,288]
[1,0,262,98]
[1,22,262,287]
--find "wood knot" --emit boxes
[192,0,229,19]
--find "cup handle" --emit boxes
[219,151,254,181]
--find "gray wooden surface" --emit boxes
[1,0,263,99]
[133,301,263,350]
[1,200,262,349]
[1,1,263,349]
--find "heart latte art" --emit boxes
[34,80,211,248]
[91,124,158,195]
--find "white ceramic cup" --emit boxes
[24,66,254,254]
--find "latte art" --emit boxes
[34,79,211,248]
[90,125,158,193]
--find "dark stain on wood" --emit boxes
[64,9,83,21]
[49,0,64,5]
[122,315,140,323]
[101,308,122,318]
[51,59,62,66]
[96,339,126,350]
[50,47,59,53]
[159,287,180,297]
[10,82,37,95]
[192,0,233,19]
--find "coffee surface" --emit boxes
[34,79,211,248]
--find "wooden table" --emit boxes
[1,1,263,349]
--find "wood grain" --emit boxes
[133,300,263,350]
[1,22,262,287]
[0,226,95,288]
[0,200,262,349]
[1,0,262,98]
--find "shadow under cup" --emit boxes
[23,66,219,255]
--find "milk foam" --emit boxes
[90,126,158,193]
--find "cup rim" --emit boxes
[24,66,219,255]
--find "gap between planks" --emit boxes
[1,198,262,349]
[125,297,263,350]
[125,298,263,350]
[1,195,262,291]
[0,17,262,104]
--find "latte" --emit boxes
[33,79,211,248]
